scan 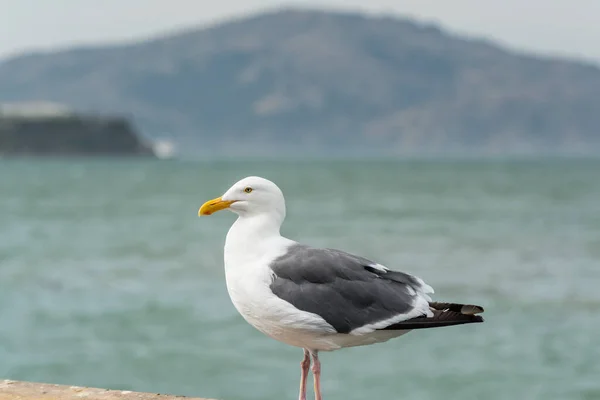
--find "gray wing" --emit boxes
[268,244,434,334]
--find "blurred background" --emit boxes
[1,1,600,400]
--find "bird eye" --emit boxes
[244,187,253,193]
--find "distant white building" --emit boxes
[152,139,177,159]
[0,101,73,118]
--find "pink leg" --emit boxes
[299,349,311,400]
[311,351,322,400]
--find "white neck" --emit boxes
[224,213,292,272]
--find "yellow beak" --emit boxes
[198,196,236,216]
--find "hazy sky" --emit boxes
[1,0,599,63]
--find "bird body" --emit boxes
[224,229,412,351]
[199,176,484,400]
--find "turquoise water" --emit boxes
[1,158,600,400]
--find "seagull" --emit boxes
[198,176,484,400]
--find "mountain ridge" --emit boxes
[1,8,599,156]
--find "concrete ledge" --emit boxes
[0,380,216,400]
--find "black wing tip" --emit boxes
[429,302,485,315]
[461,304,485,315]
[471,314,485,323]
[381,306,485,331]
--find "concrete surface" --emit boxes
[0,380,216,400]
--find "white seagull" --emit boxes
[198,176,484,400]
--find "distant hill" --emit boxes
[0,103,155,157]
[1,8,599,156]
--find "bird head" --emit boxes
[198,176,286,220]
